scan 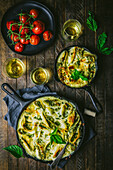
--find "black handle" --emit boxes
[1,83,26,107]
[84,86,103,113]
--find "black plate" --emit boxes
[1,1,55,55]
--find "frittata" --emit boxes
[56,46,97,88]
[17,96,83,161]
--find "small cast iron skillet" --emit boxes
[1,83,85,164]
[54,45,103,113]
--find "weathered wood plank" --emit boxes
[64,0,86,170]
[0,0,18,170]
[83,0,97,170]
[95,0,113,169]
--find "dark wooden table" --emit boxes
[0,0,113,170]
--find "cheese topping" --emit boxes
[17,96,83,161]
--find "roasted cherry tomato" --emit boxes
[20,35,30,44]
[30,9,38,18]
[14,42,24,52]
[6,20,18,31]
[11,33,19,42]
[30,35,40,45]
[43,30,53,41]
[32,20,45,34]
[19,13,30,25]
[19,25,29,35]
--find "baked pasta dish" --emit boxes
[17,96,83,161]
[56,46,97,88]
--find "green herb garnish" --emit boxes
[3,145,24,158]
[97,32,113,55]
[71,69,88,81]
[50,128,66,145]
[86,11,97,32]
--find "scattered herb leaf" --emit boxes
[97,32,107,50]
[100,47,113,55]
[3,145,24,158]
[97,32,113,55]
[87,11,97,32]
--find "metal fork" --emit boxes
[49,141,69,170]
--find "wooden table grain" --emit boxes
[0,0,113,170]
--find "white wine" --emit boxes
[4,58,25,78]
[62,19,83,41]
[30,67,52,85]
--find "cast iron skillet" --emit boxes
[54,45,103,113]
[1,83,85,164]
[1,1,55,55]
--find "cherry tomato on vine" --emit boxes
[32,20,45,34]
[30,9,38,18]
[19,13,30,25]
[43,30,53,41]
[20,35,30,44]
[11,33,19,42]
[14,42,24,52]
[6,20,18,31]
[19,25,29,35]
[30,35,40,45]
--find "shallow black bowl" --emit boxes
[1,1,55,56]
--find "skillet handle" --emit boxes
[1,83,26,107]
[84,86,103,113]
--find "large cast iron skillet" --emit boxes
[2,83,85,163]
[54,45,103,113]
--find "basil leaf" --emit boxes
[50,135,54,145]
[50,128,66,144]
[71,69,79,80]
[51,127,58,135]
[3,145,23,158]
[71,69,88,81]
[97,32,113,55]
[97,32,107,50]
[53,135,66,144]
[79,75,88,81]
[87,11,97,32]
[100,47,113,55]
